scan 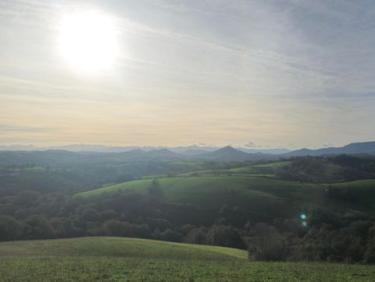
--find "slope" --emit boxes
[0,237,374,281]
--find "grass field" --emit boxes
[330,179,375,210]
[75,175,321,202]
[228,161,290,175]
[74,175,328,220]
[177,161,290,178]
[0,237,374,281]
[331,179,375,190]
[74,156,375,217]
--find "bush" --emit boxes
[184,227,208,244]
[24,215,54,239]
[207,225,245,249]
[247,223,287,261]
[102,220,134,237]
[364,225,375,263]
[160,228,182,242]
[0,216,24,241]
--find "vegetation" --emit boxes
[277,155,375,183]
[1,151,375,267]
[0,237,374,281]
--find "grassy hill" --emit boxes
[328,179,375,210]
[0,236,246,260]
[75,175,328,220]
[0,237,374,281]
[177,161,290,177]
[74,159,375,221]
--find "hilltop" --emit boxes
[196,146,268,162]
[286,141,375,157]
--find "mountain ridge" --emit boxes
[286,141,375,157]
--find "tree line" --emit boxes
[1,187,375,263]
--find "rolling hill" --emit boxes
[195,146,272,162]
[0,237,373,281]
[74,175,334,222]
[0,236,246,260]
[74,159,375,222]
[286,141,375,157]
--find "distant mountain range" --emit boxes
[0,141,374,162]
[285,141,375,157]
[0,144,289,155]
[196,146,272,162]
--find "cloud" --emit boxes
[0,0,374,147]
[0,124,55,133]
[244,142,257,148]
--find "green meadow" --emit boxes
[0,237,374,281]
[74,158,375,217]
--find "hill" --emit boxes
[2,152,375,267]
[0,237,374,281]
[0,236,246,260]
[286,141,375,157]
[0,150,209,194]
[75,176,302,219]
[196,146,271,162]
[74,158,375,224]
[75,175,352,223]
[276,155,375,183]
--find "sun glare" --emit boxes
[58,10,119,73]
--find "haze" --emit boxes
[1,0,375,148]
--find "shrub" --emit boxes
[160,228,182,242]
[207,225,245,249]
[247,223,287,261]
[0,216,23,241]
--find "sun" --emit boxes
[57,10,119,73]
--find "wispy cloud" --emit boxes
[0,0,374,147]
[0,124,55,133]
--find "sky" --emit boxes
[0,0,375,148]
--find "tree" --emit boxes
[148,178,163,198]
[81,208,99,222]
[207,225,245,249]
[24,215,54,239]
[160,228,182,242]
[184,227,208,244]
[102,220,134,237]
[14,191,40,207]
[364,225,375,263]
[247,223,287,261]
[0,216,23,241]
